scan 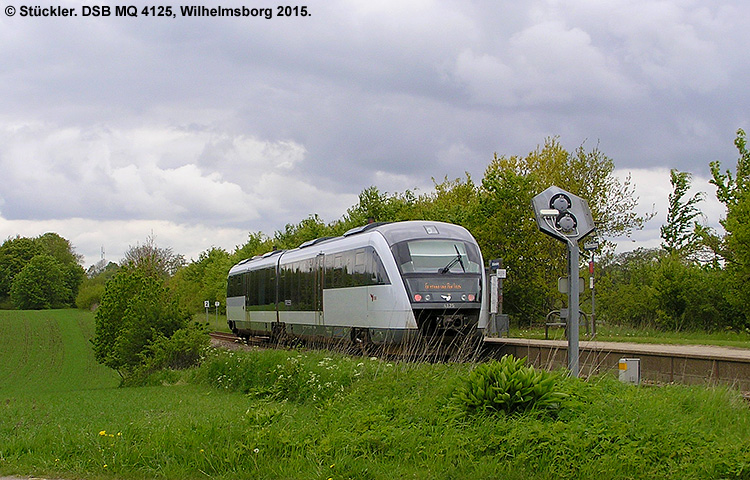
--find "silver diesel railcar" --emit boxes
[226,221,488,347]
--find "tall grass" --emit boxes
[1,310,749,480]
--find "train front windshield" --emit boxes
[392,239,482,274]
[392,239,482,309]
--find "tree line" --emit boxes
[598,129,750,331]
[3,132,749,335]
[0,232,85,309]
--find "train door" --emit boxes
[314,253,324,325]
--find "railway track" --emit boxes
[209,331,243,343]
[209,331,271,348]
[208,330,484,362]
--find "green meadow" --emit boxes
[1,309,749,480]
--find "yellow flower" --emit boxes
[99,430,106,436]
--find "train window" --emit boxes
[392,240,482,274]
[324,246,389,289]
[279,260,319,311]
[370,249,389,284]
[241,267,276,309]
[227,274,239,297]
[354,250,366,273]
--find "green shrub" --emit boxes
[145,322,211,370]
[75,283,105,310]
[452,355,566,416]
[123,323,211,386]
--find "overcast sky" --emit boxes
[1,0,748,266]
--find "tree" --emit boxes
[336,186,417,232]
[34,233,85,306]
[710,128,750,206]
[660,169,705,259]
[473,137,651,323]
[92,266,191,379]
[709,128,750,326]
[597,248,662,328]
[0,236,42,299]
[597,248,737,331]
[0,233,85,308]
[232,231,274,264]
[10,255,71,309]
[76,261,120,310]
[411,175,481,228]
[170,247,233,313]
[475,164,554,322]
[36,232,83,265]
[86,259,120,279]
[122,234,185,277]
[274,214,335,250]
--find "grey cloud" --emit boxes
[0,0,749,265]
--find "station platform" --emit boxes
[483,337,750,390]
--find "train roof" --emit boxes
[365,220,475,246]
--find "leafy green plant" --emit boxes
[453,355,566,416]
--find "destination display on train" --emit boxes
[404,277,480,304]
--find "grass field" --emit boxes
[0,310,120,395]
[1,309,749,480]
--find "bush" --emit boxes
[452,355,566,416]
[75,283,105,310]
[124,322,211,386]
[145,322,210,370]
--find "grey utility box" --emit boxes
[618,358,641,385]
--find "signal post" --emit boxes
[531,186,596,377]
